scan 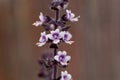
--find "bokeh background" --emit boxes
[0,0,120,80]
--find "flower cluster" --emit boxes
[33,0,80,80]
[33,9,80,31]
[36,29,74,47]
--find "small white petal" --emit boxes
[58,51,67,56]
[39,36,47,42]
[51,29,60,34]
[54,55,59,61]
[70,13,75,18]
[55,29,60,33]
[62,51,67,55]
[50,30,55,34]
[65,41,74,45]
[61,62,67,66]
[64,71,68,74]
[41,31,46,35]
[36,42,46,47]
[66,32,72,40]
[65,56,71,61]
[50,24,55,29]
[66,10,71,14]
[61,77,64,80]
[33,21,42,27]
[57,5,61,10]
[61,71,64,75]
[71,18,78,22]
[60,31,66,37]
[57,51,63,55]
[53,40,60,44]
[71,16,80,22]
[63,3,69,9]
[47,34,53,40]
[67,74,72,79]
[39,12,44,21]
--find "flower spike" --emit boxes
[33,0,80,79]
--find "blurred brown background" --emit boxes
[0,0,120,80]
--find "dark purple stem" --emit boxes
[56,10,59,22]
[53,47,57,80]
[53,10,59,80]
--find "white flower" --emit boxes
[36,32,48,47]
[54,51,71,66]
[61,71,72,80]
[66,10,80,22]
[33,12,46,27]
[60,31,74,45]
[48,29,61,44]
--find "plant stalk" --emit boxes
[53,47,57,80]
[53,9,59,80]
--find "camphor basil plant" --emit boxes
[33,0,80,80]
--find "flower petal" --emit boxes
[62,51,67,55]
[47,34,53,40]
[70,13,75,18]
[61,62,67,66]
[33,21,42,27]
[64,71,68,74]
[65,41,74,45]
[41,31,46,35]
[71,16,80,22]
[67,74,72,80]
[54,55,59,61]
[57,51,62,55]
[60,31,65,37]
[39,12,44,21]
[66,32,72,40]
[53,39,60,44]
[36,42,46,47]
[65,56,71,61]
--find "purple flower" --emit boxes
[66,10,80,22]
[48,29,61,44]
[61,71,72,80]
[33,12,46,27]
[60,31,74,45]
[54,51,71,66]
[36,32,48,47]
